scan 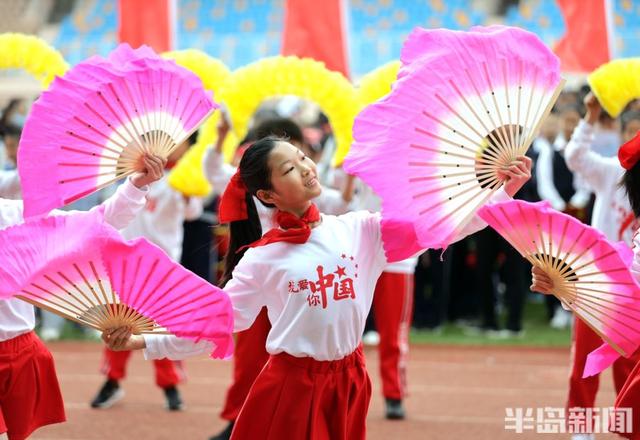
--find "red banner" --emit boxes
[282,0,349,78]
[554,0,613,73]
[118,0,175,53]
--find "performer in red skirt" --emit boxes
[103,138,531,439]
[0,156,165,440]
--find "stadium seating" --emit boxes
[48,0,640,77]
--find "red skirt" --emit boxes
[614,359,640,439]
[0,331,66,440]
[231,346,371,440]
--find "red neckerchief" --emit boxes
[239,204,320,252]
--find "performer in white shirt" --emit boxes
[204,118,356,440]
[532,128,640,439]
[536,105,592,213]
[0,155,165,440]
[103,137,532,440]
[560,93,640,440]
[0,123,22,200]
[91,134,202,412]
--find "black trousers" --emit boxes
[474,228,526,332]
[180,219,213,282]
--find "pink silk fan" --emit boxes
[344,26,565,256]
[19,43,218,218]
[0,211,234,359]
[478,200,640,377]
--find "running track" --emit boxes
[31,343,619,439]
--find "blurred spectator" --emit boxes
[0,99,28,129]
[91,133,202,411]
[536,102,592,329]
[559,92,640,440]
[0,123,22,200]
[592,111,621,158]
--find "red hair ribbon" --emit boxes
[219,170,248,223]
[618,131,640,170]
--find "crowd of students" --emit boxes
[1,85,639,440]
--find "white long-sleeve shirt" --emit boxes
[564,120,637,245]
[203,148,355,231]
[203,148,237,197]
[354,179,417,274]
[632,231,640,283]
[120,175,202,261]
[535,136,592,211]
[0,169,20,200]
[144,190,510,361]
[0,179,149,341]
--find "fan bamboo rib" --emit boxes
[0,210,234,359]
[411,77,563,244]
[18,260,166,334]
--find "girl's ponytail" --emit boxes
[220,194,262,287]
[218,137,280,287]
[622,164,640,218]
[619,128,640,217]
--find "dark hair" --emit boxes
[599,110,614,122]
[0,99,22,127]
[556,103,583,117]
[254,118,303,144]
[239,129,258,145]
[315,112,329,128]
[186,129,199,147]
[622,111,640,132]
[219,136,280,286]
[0,123,21,138]
[622,162,640,217]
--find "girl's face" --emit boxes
[3,135,18,165]
[623,119,640,143]
[256,141,322,214]
[562,110,580,139]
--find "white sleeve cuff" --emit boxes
[142,334,214,360]
[203,148,225,172]
[121,177,149,200]
[569,190,592,209]
[575,120,595,139]
[142,334,161,360]
[551,199,567,211]
[490,187,512,203]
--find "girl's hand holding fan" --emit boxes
[498,155,533,197]
[130,154,167,188]
[530,265,555,294]
[102,326,145,351]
